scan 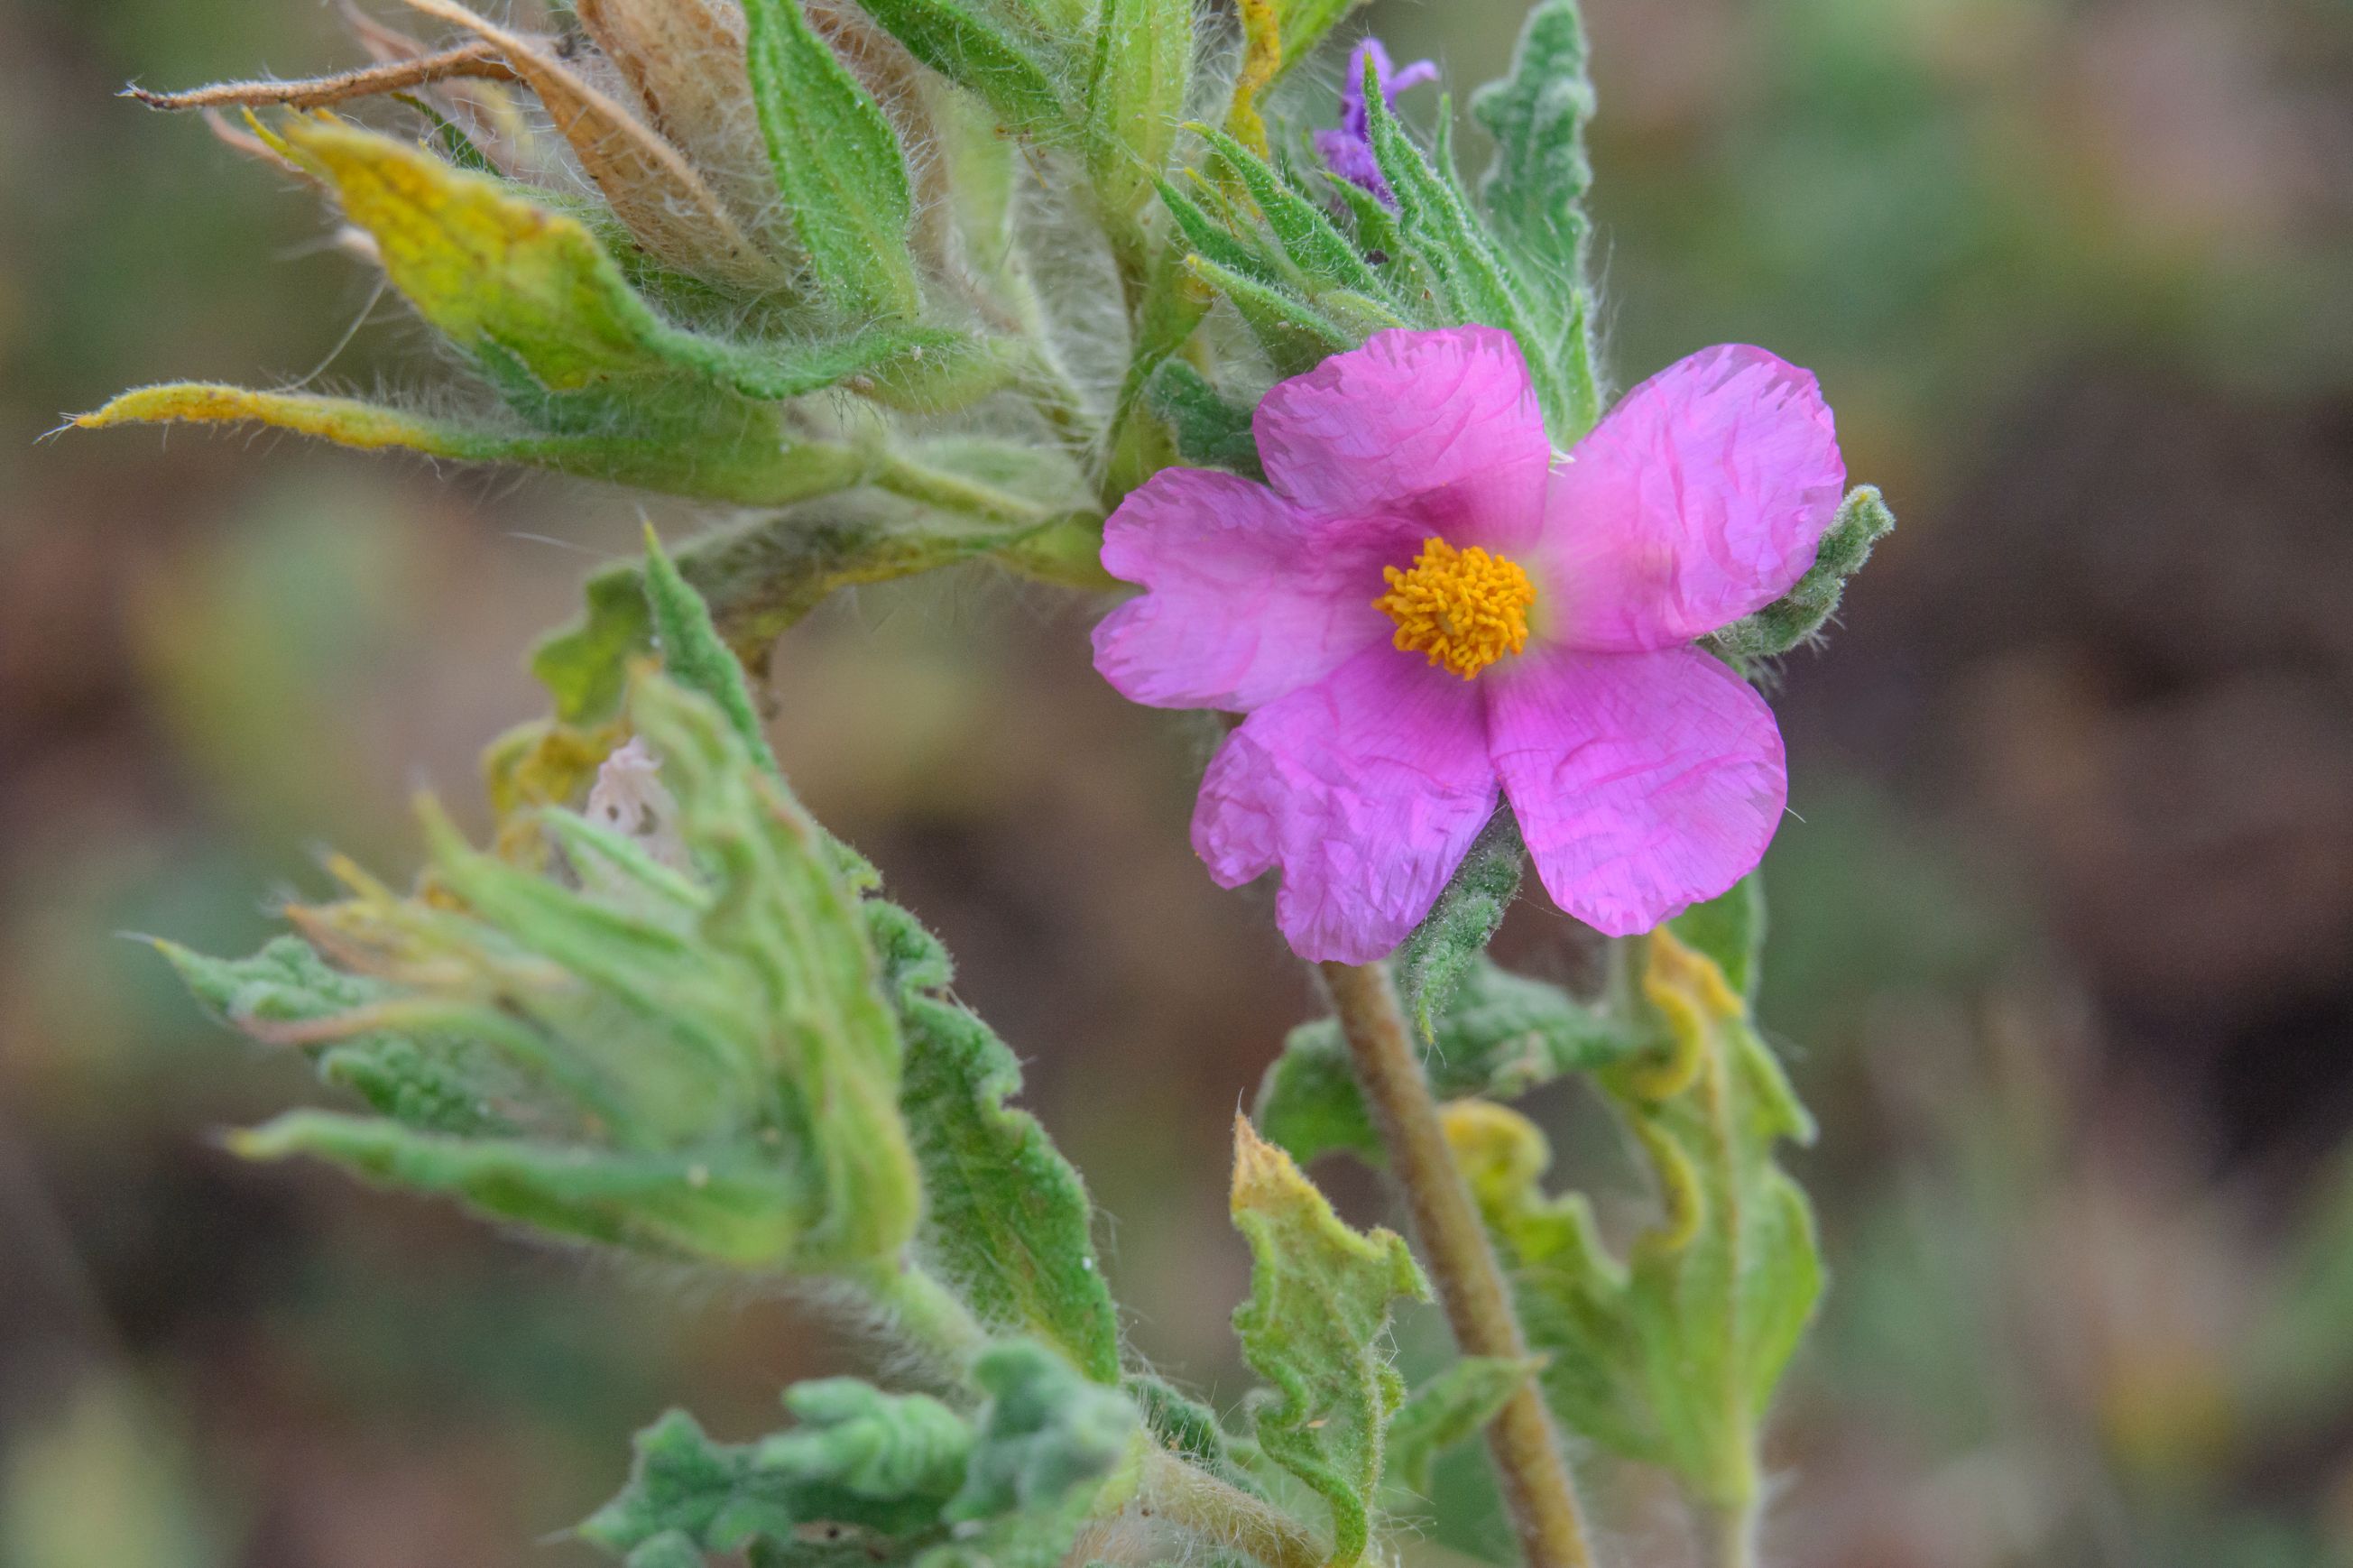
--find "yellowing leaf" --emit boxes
[277,116,687,390]
[1230,1115,1427,1565]
[1447,929,1822,1523]
[74,381,872,506]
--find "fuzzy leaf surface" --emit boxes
[1229,1117,1428,1564]
[745,0,923,318]
[1706,486,1896,662]
[872,908,1122,1381]
[1382,1356,1542,1501]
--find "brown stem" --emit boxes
[1319,961,1597,1568]
[125,42,520,113]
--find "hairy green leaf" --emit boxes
[949,1341,1137,1522]
[641,527,781,779]
[177,669,919,1274]
[1142,360,1264,479]
[745,0,922,318]
[873,909,1122,1382]
[1229,1117,1428,1564]
[1084,0,1192,220]
[1382,1356,1542,1501]
[1445,930,1822,1514]
[851,0,1069,138]
[1706,486,1896,661]
[1255,959,1647,1166]
[1470,0,1601,433]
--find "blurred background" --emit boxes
[4,0,2351,1563]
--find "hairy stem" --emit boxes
[1699,1499,1760,1568]
[1319,961,1596,1568]
[1136,1446,1327,1568]
[844,1255,994,1379]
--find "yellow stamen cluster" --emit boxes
[1373,537,1537,680]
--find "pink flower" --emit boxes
[1092,327,1845,964]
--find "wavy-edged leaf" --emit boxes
[1382,1356,1542,1502]
[1230,1116,1428,1564]
[873,909,1122,1382]
[168,665,920,1275]
[1666,877,1765,1003]
[1255,958,1646,1166]
[1445,928,1822,1514]
[745,0,922,318]
[1469,0,1600,433]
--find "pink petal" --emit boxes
[1541,345,1844,651]
[1195,644,1499,964]
[1487,644,1786,936]
[1094,466,1416,713]
[1252,327,1554,549]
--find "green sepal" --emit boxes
[1382,1356,1543,1501]
[1230,1117,1429,1565]
[1706,486,1896,662]
[1255,959,1648,1166]
[1446,930,1822,1513]
[1193,127,1385,298]
[744,0,923,318]
[1183,254,1355,378]
[1393,810,1524,1040]
[1142,360,1264,479]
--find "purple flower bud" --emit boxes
[1314,38,1439,208]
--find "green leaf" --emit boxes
[1142,360,1264,480]
[851,0,1069,138]
[1706,485,1896,661]
[949,1342,1137,1522]
[583,1383,974,1563]
[1666,877,1765,1002]
[1183,254,1354,377]
[1084,0,1192,220]
[876,909,1122,1382]
[1393,810,1524,1039]
[1469,0,1601,432]
[1194,128,1384,298]
[1445,929,1822,1514]
[1229,1117,1428,1564]
[745,0,923,318]
[1361,78,1574,432]
[1255,959,1647,1166]
[533,490,1065,724]
[642,527,781,779]
[1381,1356,1542,1501]
[157,935,521,1136]
[74,382,871,508]
[176,669,920,1275]
[233,1111,810,1265]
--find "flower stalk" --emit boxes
[1317,961,1596,1568]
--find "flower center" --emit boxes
[1373,537,1536,680]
